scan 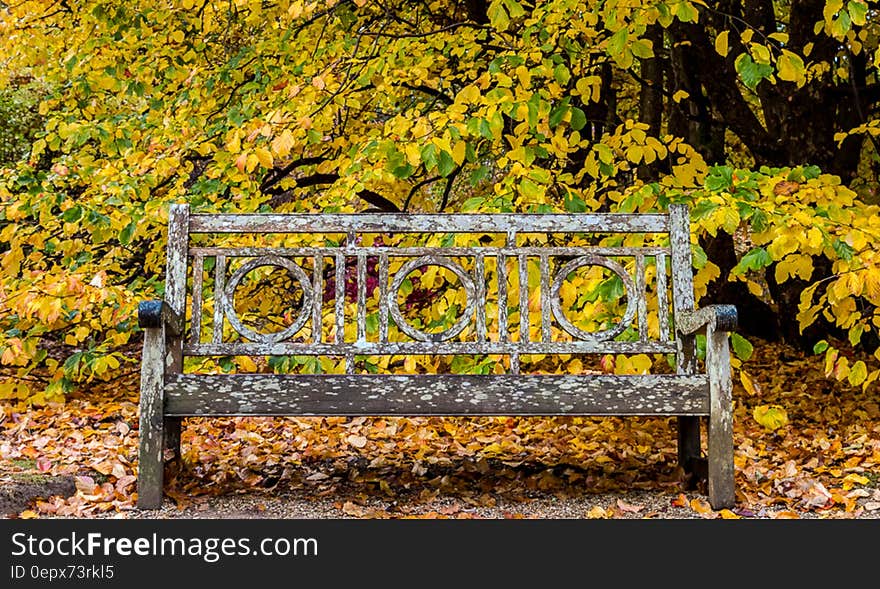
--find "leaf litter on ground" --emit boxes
[1,340,878,519]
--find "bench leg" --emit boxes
[164,417,182,461]
[677,416,701,474]
[707,326,735,509]
[138,326,166,509]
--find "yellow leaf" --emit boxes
[848,360,867,386]
[19,510,39,519]
[255,147,274,169]
[715,31,729,57]
[672,90,689,103]
[842,473,869,487]
[740,370,760,396]
[629,354,652,374]
[237,356,258,372]
[777,50,806,86]
[719,509,740,519]
[806,227,823,250]
[451,141,467,165]
[864,267,880,302]
[586,506,609,519]
[752,404,789,431]
[270,130,295,159]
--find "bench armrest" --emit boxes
[676,304,738,336]
[138,300,184,337]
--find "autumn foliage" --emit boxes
[0,0,878,406]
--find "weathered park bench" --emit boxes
[137,204,737,509]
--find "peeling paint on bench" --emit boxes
[137,204,736,510]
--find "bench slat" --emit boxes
[164,374,709,416]
[189,213,670,234]
[183,340,679,356]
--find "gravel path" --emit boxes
[81,488,880,520]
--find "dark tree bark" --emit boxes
[638,24,664,181]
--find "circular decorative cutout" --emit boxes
[387,256,476,342]
[222,256,314,343]
[549,255,636,342]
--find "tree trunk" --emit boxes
[638,25,664,181]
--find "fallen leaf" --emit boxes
[616,499,644,513]
[341,501,366,517]
[773,511,801,519]
[753,404,789,431]
[347,435,368,448]
[75,476,97,494]
[689,498,715,516]
[671,493,689,508]
[111,463,127,479]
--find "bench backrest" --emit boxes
[163,204,696,374]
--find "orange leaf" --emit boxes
[773,511,800,519]
[689,498,715,515]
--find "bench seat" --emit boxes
[163,373,710,416]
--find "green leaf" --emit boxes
[569,107,586,131]
[553,64,570,86]
[692,244,708,269]
[730,333,753,361]
[420,143,437,169]
[469,165,489,186]
[832,239,855,261]
[564,194,587,213]
[608,28,628,58]
[735,54,773,91]
[549,103,568,128]
[812,340,829,354]
[501,0,525,18]
[520,178,543,199]
[392,163,413,179]
[706,166,734,191]
[62,205,82,223]
[734,247,772,274]
[461,196,485,212]
[118,221,136,245]
[437,150,456,177]
[673,1,698,22]
[630,39,654,59]
[848,1,868,25]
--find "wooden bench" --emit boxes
[137,204,737,509]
